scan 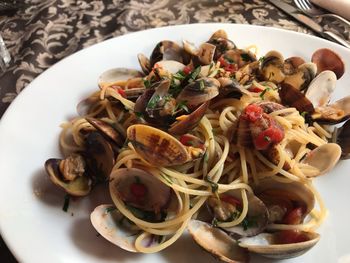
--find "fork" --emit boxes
[294,0,350,28]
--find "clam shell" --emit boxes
[188,220,249,263]
[238,231,320,259]
[127,124,190,166]
[90,205,140,252]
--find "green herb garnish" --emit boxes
[188,66,201,82]
[135,112,144,119]
[199,79,205,91]
[175,101,189,113]
[224,55,234,63]
[264,136,271,142]
[143,78,151,88]
[241,216,258,231]
[212,218,219,227]
[259,87,271,100]
[300,111,307,118]
[173,70,186,81]
[62,194,70,212]
[258,56,265,63]
[147,94,160,109]
[240,53,251,62]
[205,176,218,193]
[203,152,209,163]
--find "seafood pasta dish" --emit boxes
[44,29,349,262]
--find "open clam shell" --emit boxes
[91,204,140,252]
[254,177,315,224]
[311,48,345,79]
[207,190,269,237]
[45,158,92,196]
[238,231,320,259]
[188,220,249,263]
[109,167,172,212]
[127,124,191,166]
[301,143,341,177]
[98,68,143,89]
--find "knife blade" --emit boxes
[269,0,350,48]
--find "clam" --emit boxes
[187,220,249,263]
[207,190,269,237]
[45,157,92,196]
[127,124,204,166]
[209,29,229,40]
[301,143,341,177]
[283,62,317,91]
[85,117,125,147]
[238,230,320,259]
[98,68,143,89]
[333,119,350,159]
[216,77,248,100]
[305,70,337,108]
[137,53,152,75]
[311,48,345,79]
[150,40,188,66]
[154,60,185,74]
[183,40,216,66]
[91,204,140,252]
[85,131,115,181]
[168,101,209,135]
[235,61,260,85]
[283,56,305,74]
[254,178,314,224]
[260,50,285,83]
[176,77,220,107]
[312,95,350,124]
[222,49,256,69]
[109,167,172,212]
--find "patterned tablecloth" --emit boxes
[0,0,347,262]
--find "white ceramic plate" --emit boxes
[0,23,350,263]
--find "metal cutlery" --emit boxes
[269,0,350,48]
[294,0,350,28]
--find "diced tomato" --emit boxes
[276,230,309,244]
[179,134,194,146]
[183,65,193,75]
[248,86,264,93]
[218,56,228,67]
[117,89,126,98]
[130,183,147,198]
[282,207,305,225]
[224,64,238,73]
[111,86,127,98]
[220,195,242,208]
[242,104,263,122]
[253,125,284,150]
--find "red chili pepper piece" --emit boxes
[224,64,238,73]
[130,183,147,198]
[242,104,263,122]
[276,230,309,244]
[111,86,127,98]
[218,56,228,67]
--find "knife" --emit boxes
[269,0,350,48]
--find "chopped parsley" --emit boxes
[264,136,271,142]
[300,111,307,118]
[199,79,205,91]
[147,94,161,109]
[135,112,144,119]
[173,70,186,81]
[258,56,265,63]
[143,78,151,89]
[175,101,189,113]
[203,152,209,163]
[62,194,70,212]
[240,53,251,62]
[188,66,201,82]
[205,176,218,193]
[212,218,219,227]
[259,87,271,100]
[224,55,234,63]
[241,216,258,231]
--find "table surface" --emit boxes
[0,0,348,262]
